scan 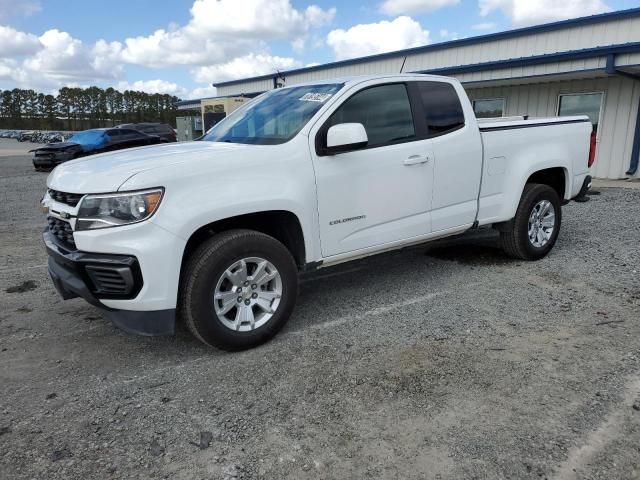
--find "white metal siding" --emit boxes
[217,15,640,97]
[467,76,640,179]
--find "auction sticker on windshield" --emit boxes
[299,92,333,103]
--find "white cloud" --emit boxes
[193,53,301,84]
[116,79,187,96]
[91,39,124,74]
[22,29,122,84]
[379,0,458,15]
[471,22,497,30]
[120,29,253,69]
[0,25,41,57]
[304,5,337,27]
[0,59,18,79]
[327,16,429,61]
[188,85,218,99]
[0,29,125,91]
[0,0,41,21]
[121,0,335,68]
[291,37,306,54]
[479,0,611,27]
[0,0,335,95]
[188,0,334,37]
[439,29,459,40]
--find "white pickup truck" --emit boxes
[42,74,594,350]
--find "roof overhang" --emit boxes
[418,42,640,77]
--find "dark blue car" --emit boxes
[32,128,165,171]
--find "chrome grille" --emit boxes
[48,189,83,207]
[47,216,75,249]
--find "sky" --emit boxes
[1,0,639,99]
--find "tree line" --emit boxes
[0,87,189,131]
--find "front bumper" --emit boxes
[33,153,73,168]
[44,230,175,336]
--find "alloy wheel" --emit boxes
[213,257,282,332]
[528,199,556,248]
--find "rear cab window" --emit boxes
[414,81,465,137]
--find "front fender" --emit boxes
[121,137,321,264]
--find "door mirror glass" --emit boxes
[325,123,368,154]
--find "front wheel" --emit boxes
[500,183,562,260]
[179,230,299,351]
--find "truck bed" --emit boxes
[476,115,593,225]
[477,115,590,132]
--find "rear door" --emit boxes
[414,81,483,232]
[310,82,435,257]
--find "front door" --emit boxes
[310,83,434,258]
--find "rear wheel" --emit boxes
[500,183,562,260]
[179,230,298,350]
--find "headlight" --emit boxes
[76,188,163,231]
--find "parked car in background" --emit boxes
[18,131,35,142]
[32,127,164,170]
[118,123,177,142]
[30,131,66,144]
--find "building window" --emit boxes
[558,93,603,132]
[473,98,505,118]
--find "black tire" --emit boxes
[179,229,299,351]
[500,183,562,260]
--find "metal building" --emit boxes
[212,8,640,179]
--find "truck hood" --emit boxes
[47,141,258,193]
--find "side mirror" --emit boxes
[325,123,368,154]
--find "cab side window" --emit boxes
[327,83,415,148]
[416,82,465,136]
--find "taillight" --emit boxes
[588,130,597,168]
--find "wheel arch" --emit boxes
[525,166,568,201]
[494,166,567,232]
[181,210,307,274]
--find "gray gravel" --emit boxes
[1,145,639,479]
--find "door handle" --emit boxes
[404,155,430,166]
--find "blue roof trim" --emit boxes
[175,99,202,106]
[417,42,640,76]
[213,7,640,88]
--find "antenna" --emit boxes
[399,56,407,74]
[273,69,286,88]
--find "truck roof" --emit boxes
[279,73,451,89]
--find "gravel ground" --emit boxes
[1,143,639,479]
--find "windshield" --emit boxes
[68,130,105,146]
[203,83,344,145]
